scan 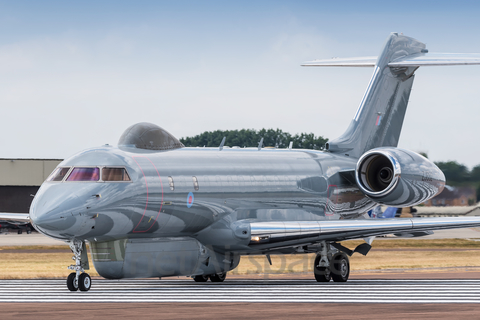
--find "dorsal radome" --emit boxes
[118,122,184,150]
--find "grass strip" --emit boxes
[0,239,479,279]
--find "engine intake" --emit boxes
[356,147,445,207]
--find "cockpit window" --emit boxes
[46,167,71,182]
[66,167,100,182]
[102,168,131,181]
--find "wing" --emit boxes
[0,213,30,223]
[248,217,480,250]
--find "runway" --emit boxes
[1,279,480,303]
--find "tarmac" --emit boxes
[2,229,480,319]
[1,277,480,319]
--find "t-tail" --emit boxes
[303,32,480,158]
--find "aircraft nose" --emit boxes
[30,195,79,232]
[30,207,75,231]
[29,184,88,238]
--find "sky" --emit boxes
[1,0,480,168]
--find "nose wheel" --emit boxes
[67,239,92,292]
[67,272,78,291]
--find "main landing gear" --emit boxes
[193,272,227,283]
[67,239,92,291]
[314,241,350,283]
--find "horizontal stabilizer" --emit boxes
[302,57,377,67]
[302,53,480,68]
[388,53,480,67]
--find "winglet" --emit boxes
[258,138,264,151]
[219,137,226,151]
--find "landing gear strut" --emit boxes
[314,241,350,283]
[67,239,91,291]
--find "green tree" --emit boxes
[471,165,480,182]
[434,161,470,184]
[180,129,328,150]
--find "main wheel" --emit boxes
[210,272,226,282]
[78,273,92,291]
[313,255,331,282]
[330,253,350,282]
[193,275,209,282]
[67,272,78,291]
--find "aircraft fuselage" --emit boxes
[30,145,373,245]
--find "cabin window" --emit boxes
[192,176,199,191]
[47,167,71,182]
[102,168,131,181]
[168,176,174,191]
[66,167,100,182]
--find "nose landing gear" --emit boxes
[67,239,91,291]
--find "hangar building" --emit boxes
[0,159,62,213]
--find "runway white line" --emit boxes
[1,279,480,303]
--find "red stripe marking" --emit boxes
[132,156,164,233]
[142,157,164,233]
[132,157,149,233]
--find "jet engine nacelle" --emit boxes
[355,147,445,207]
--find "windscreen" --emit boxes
[102,168,131,181]
[46,167,71,182]
[66,167,100,182]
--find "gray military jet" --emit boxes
[2,33,480,291]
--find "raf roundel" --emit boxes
[187,192,194,208]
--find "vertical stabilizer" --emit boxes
[312,33,426,158]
